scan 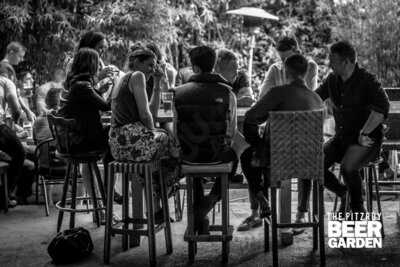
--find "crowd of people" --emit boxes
[0,31,391,241]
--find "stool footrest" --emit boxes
[378,181,400,185]
[276,221,319,229]
[184,226,233,242]
[111,224,165,236]
[55,196,105,213]
[379,190,400,195]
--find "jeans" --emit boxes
[240,146,311,212]
[323,136,381,210]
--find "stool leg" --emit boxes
[35,173,39,204]
[70,163,79,229]
[88,163,100,227]
[264,218,269,252]
[174,186,183,222]
[364,167,372,212]
[312,180,318,251]
[3,172,8,213]
[122,172,129,251]
[145,166,157,267]
[130,173,142,248]
[93,162,107,207]
[57,161,71,232]
[158,165,172,254]
[221,174,229,263]
[104,164,114,264]
[373,164,385,238]
[318,182,326,266]
[271,187,278,267]
[187,175,195,263]
[42,176,50,216]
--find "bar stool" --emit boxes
[47,114,107,232]
[181,162,233,263]
[104,160,172,267]
[332,158,384,237]
[0,161,9,213]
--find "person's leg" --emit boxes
[323,137,347,197]
[297,179,311,213]
[0,125,25,201]
[341,143,381,211]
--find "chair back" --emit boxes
[47,113,81,155]
[269,109,324,187]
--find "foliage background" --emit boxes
[0,0,398,89]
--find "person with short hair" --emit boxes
[174,45,237,234]
[237,54,324,232]
[214,48,255,107]
[1,42,26,68]
[36,68,66,115]
[259,36,318,98]
[316,41,389,213]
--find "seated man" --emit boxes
[238,54,324,231]
[174,46,237,233]
[36,68,65,115]
[315,41,389,213]
[0,62,25,207]
[214,49,255,107]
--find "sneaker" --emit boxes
[237,216,263,231]
[293,211,307,235]
[280,230,294,246]
[8,199,17,208]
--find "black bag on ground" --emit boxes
[48,227,93,264]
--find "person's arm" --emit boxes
[19,96,35,122]
[259,64,278,99]
[4,79,22,122]
[129,72,155,130]
[35,84,49,115]
[359,75,390,145]
[166,64,177,89]
[306,61,318,91]
[227,91,237,140]
[243,86,282,145]
[315,74,331,101]
[79,82,110,111]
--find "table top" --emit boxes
[390,101,400,114]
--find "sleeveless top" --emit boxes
[111,72,140,127]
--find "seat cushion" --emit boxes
[181,162,233,174]
[56,150,104,161]
[39,165,67,178]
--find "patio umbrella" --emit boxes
[226,7,279,89]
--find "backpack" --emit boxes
[47,227,93,264]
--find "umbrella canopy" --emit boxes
[226,7,279,21]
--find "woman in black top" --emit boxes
[59,48,110,153]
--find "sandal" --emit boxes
[237,216,262,231]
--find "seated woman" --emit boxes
[58,48,110,153]
[109,46,179,222]
[57,48,111,209]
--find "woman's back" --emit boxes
[111,72,140,127]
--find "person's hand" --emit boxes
[98,67,116,80]
[358,132,374,147]
[26,110,36,122]
[153,63,169,88]
[97,78,114,94]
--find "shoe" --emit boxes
[293,211,307,235]
[8,199,17,208]
[231,174,244,183]
[237,216,263,231]
[256,192,271,218]
[280,230,294,246]
[114,192,123,205]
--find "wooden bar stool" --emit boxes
[0,161,9,213]
[181,162,233,263]
[48,114,107,232]
[104,160,172,267]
